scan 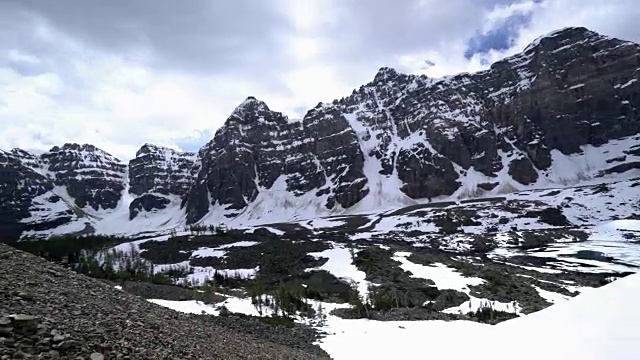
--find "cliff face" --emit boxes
[1,27,639,239]
[183,97,369,223]
[128,144,198,220]
[0,144,127,240]
[0,150,53,240]
[183,27,639,222]
[40,144,127,211]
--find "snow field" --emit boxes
[392,252,521,314]
[147,262,640,360]
[307,244,369,299]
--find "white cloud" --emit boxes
[0,0,638,160]
[0,43,248,159]
[6,49,40,64]
[517,0,640,46]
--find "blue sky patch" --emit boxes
[464,11,533,59]
[174,129,215,152]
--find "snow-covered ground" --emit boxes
[95,174,639,360]
[317,273,640,360]
[148,296,261,317]
[393,252,485,292]
[489,219,640,274]
[113,216,639,317]
[334,178,640,250]
[392,252,522,313]
[148,273,640,360]
[185,266,259,283]
[307,244,369,298]
[128,239,264,285]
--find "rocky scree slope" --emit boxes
[1,27,639,239]
[0,243,329,359]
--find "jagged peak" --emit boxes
[219,96,291,131]
[231,96,270,115]
[136,143,170,156]
[46,143,122,162]
[135,143,195,158]
[523,26,601,53]
[305,102,339,117]
[373,66,401,82]
[50,143,101,153]
[9,148,36,158]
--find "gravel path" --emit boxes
[0,243,330,360]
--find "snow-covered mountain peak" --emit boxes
[523,26,606,54]
[372,66,403,83]
[129,143,198,198]
[44,143,125,170]
[230,96,272,118]
[50,142,113,156]
[9,148,37,159]
[1,26,639,238]
[135,143,196,159]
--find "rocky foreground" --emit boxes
[0,243,329,360]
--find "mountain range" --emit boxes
[1,26,639,241]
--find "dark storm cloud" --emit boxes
[0,0,293,76]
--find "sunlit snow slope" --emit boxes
[316,272,640,360]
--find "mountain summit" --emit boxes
[1,27,639,240]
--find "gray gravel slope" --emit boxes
[0,243,330,360]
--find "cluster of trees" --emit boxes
[466,300,519,324]
[367,285,426,310]
[14,234,132,264]
[346,281,371,318]
[156,262,191,279]
[469,301,499,323]
[16,234,181,285]
[344,282,428,318]
[74,243,172,284]
[182,269,250,291]
[244,278,329,320]
[208,269,248,289]
[247,280,310,318]
[185,272,328,325]
[182,223,229,236]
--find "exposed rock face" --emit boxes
[128,144,198,219]
[184,27,639,222]
[129,194,171,220]
[508,158,539,185]
[0,144,128,239]
[0,27,639,237]
[129,144,198,197]
[41,144,127,211]
[184,98,368,223]
[0,151,53,241]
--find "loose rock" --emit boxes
[0,243,328,359]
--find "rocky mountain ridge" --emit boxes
[1,26,639,240]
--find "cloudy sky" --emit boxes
[1,0,639,160]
